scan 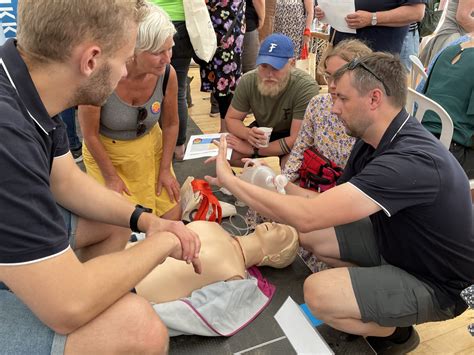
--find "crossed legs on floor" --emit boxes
[299,228,395,337]
[64,218,169,353]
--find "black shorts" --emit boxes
[449,142,474,179]
[335,218,455,326]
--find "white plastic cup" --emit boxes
[258,127,273,147]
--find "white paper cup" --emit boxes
[258,127,273,147]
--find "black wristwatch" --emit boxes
[252,147,260,159]
[130,204,153,233]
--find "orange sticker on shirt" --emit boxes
[151,101,161,114]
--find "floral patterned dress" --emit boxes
[200,0,246,97]
[273,0,306,58]
[282,93,355,181]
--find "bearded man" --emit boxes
[225,33,319,166]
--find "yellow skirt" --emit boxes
[83,124,177,216]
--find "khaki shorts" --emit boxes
[335,218,455,326]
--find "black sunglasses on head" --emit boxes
[347,59,391,96]
[136,107,147,137]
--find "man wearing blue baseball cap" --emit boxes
[225,33,318,166]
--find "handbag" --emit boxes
[419,0,443,37]
[180,177,222,223]
[296,43,310,72]
[298,147,343,192]
[183,0,217,62]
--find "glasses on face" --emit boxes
[136,107,147,137]
[346,59,391,96]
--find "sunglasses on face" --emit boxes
[136,107,147,137]
[346,59,391,96]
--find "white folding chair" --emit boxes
[405,89,474,190]
[406,87,454,149]
[409,55,428,89]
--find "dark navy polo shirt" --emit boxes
[339,109,474,312]
[333,0,425,54]
[0,39,70,264]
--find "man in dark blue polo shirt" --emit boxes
[208,52,473,354]
[0,1,201,353]
[315,1,426,54]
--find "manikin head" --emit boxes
[331,52,407,139]
[237,222,299,269]
[256,34,295,97]
[16,0,147,108]
[131,4,176,77]
[320,39,372,100]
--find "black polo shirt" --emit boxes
[0,39,70,264]
[339,109,474,312]
[333,0,425,54]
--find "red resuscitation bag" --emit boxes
[190,179,222,223]
[180,177,222,223]
[298,147,343,192]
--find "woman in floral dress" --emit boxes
[201,0,246,132]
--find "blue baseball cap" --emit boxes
[256,33,294,70]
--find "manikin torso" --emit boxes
[136,221,246,303]
[134,221,299,304]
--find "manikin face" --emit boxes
[135,36,174,76]
[331,72,372,138]
[256,62,291,97]
[73,27,138,106]
[254,222,299,268]
[324,55,349,99]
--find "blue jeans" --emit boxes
[400,29,420,72]
[60,108,81,150]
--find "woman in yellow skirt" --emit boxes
[79,4,181,220]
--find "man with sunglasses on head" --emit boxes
[208,52,474,354]
[0,1,201,353]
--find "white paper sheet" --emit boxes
[318,0,356,34]
[274,297,334,354]
[183,133,232,160]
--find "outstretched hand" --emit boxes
[204,135,235,187]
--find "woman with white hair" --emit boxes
[79,3,182,220]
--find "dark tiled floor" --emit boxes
[169,121,373,354]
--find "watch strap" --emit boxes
[130,204,153,233]
[252,147,260,159]
[371,12,377,26]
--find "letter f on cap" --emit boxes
[268,43,278,53]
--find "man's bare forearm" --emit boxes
[1,232,179,334]
[376,4,425,27]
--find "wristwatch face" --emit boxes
[371,13,377,26]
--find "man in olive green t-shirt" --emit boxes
[226,34,318,165]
